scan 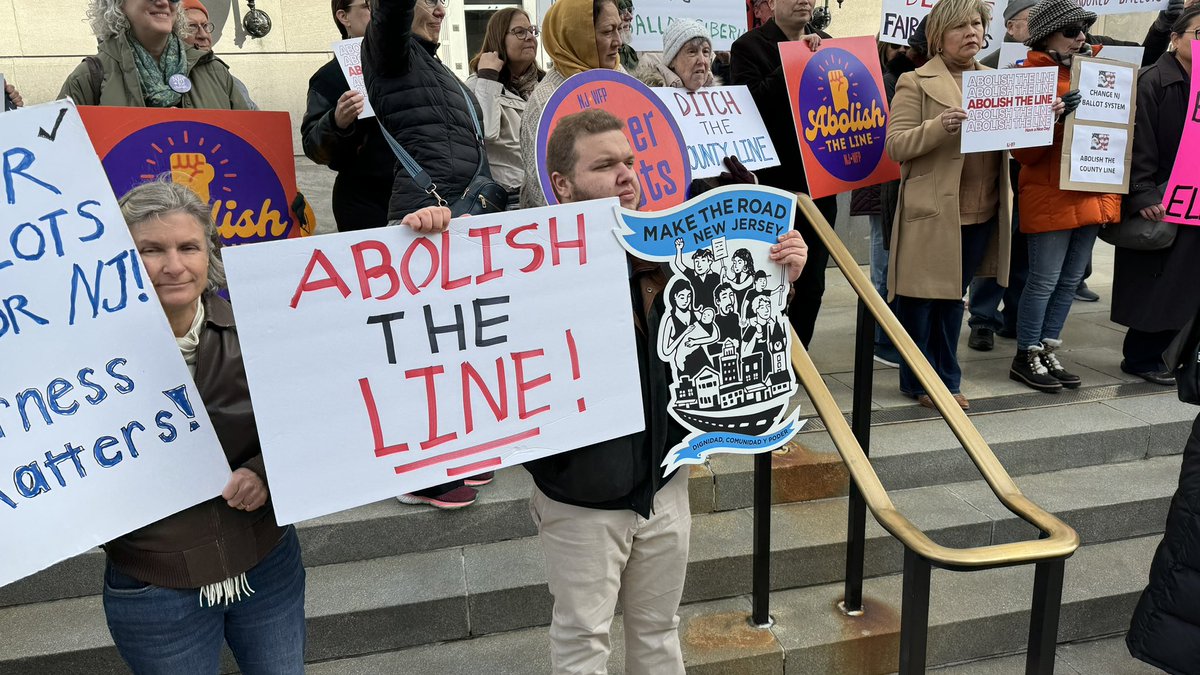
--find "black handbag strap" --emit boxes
[377,74,486,206]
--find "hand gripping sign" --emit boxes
[616,185,804,475]
[537,70,691,212]
[0,101,231,588]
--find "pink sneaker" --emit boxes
[463,472,494,487]
[396,486,477,510]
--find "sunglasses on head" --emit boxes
[1059,25,1086,38]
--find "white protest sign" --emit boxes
[882,0,1007,57]
[1077,0,1167,15]
[651,86,780,179]
[1069,124,1128,185]
[998,42,1030,68]
[223,200,645,525]
[961,67,1057,153]
[0,101,231,588]
[1076,58,1136,125]
[1094,45,1144,66]
[632,1,746,52]
[332,38,376,119]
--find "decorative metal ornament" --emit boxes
[242,0,272,38]
[811,0,832,31]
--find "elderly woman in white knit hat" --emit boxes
[636,19,719,91]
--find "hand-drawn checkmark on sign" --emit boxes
[38,108,68,141]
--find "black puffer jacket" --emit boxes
[361,0,487,221]
[301,58,395,231]
[1128,411,1200,674]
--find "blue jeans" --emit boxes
[104,526,306,675]
[1016,225,1100,351]
[869,214,898,353]
[896,220,994,396]
[968,210,1028,333]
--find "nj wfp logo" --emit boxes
[798,48,887,182]
[101,121,310,246]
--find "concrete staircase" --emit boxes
[0,387,1193,674]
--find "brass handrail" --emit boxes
[791,194,1079,569]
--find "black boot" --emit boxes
[1010,348,1063,393]
[1039,340,1081,389]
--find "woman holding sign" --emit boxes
[1010,0,1120,393]
[1111,7,1200,387]
[103,180,305,674]
[885,0,1014,411]
[60,0,248,109]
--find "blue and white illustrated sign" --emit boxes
[616,185,802,475]
[0,102,231,587]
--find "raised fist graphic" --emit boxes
[828,69,849,112]
[170,152,216,203]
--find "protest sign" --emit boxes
[961,67,1057,153]
[615,185,803,475]
[882,0,1007,59]
[0,101,232,587]
[79,107,314,247]
[632,1,747,51]
[1061,56,1136,193]
[537,70,690,211]
[1075,58,1136,125]
[1163,42,1200,226]
[1076,0,1167,15]
[651,85,780,179]
[222,200,644,524]
[332,38,376,119]
[780,38,900,199]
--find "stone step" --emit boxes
[920,634,1159,674]
[301,535,1162,675]
[4,392,1186,610]
[0,456,1178,673]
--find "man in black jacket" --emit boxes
[731,0,836,348]
[301,0,394,231]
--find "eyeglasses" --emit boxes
[508,26,540,39]
[419,0,449,8]
[1059,25,1086,38]
[189,21,215,33]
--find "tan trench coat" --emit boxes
[884,56,1011,302]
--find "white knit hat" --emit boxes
[662,19,710,67]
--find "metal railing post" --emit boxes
[750,451,773,627]
[1025,559,1065,674]
[843,298,875,614]
[899,548,932,675]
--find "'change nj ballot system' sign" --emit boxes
[223,200,645,524]
[0,102,231,587]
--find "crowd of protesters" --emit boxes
[1,0,1195,671]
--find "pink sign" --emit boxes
[1162,41,1200,226]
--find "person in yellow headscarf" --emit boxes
[518,0,624,208]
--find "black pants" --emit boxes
[1123,327,1178,373]
[787,195,838,348]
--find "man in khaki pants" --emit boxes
[524,109,808,674]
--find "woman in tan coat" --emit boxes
[885,0,1026,410]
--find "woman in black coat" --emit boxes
[1111,7,1200,384]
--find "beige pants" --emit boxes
[529,474,691,675]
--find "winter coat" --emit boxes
[523,258,687,517]
[879,54,918,248]
[59,33,248,109]
[301,57,394,231]
[465,70,529,191]
[885,56,1012,301]
[105,293,285,589]
[1128,411,1200,675]
[1111,52,1200,333]
[1011,48,1121,234]
[518,67,569,208]
[362,0,487,222]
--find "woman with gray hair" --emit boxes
[59,0,248,108]
[635,18,719,91]
[103,178,304,673]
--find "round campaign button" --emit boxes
[169,74,193,94]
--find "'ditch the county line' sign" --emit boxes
[0,101,231,588]
[223,199,645,524]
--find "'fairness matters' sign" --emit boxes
[0,102,231,588]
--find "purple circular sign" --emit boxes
[798,48,888,183]
[102,121,292,246]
